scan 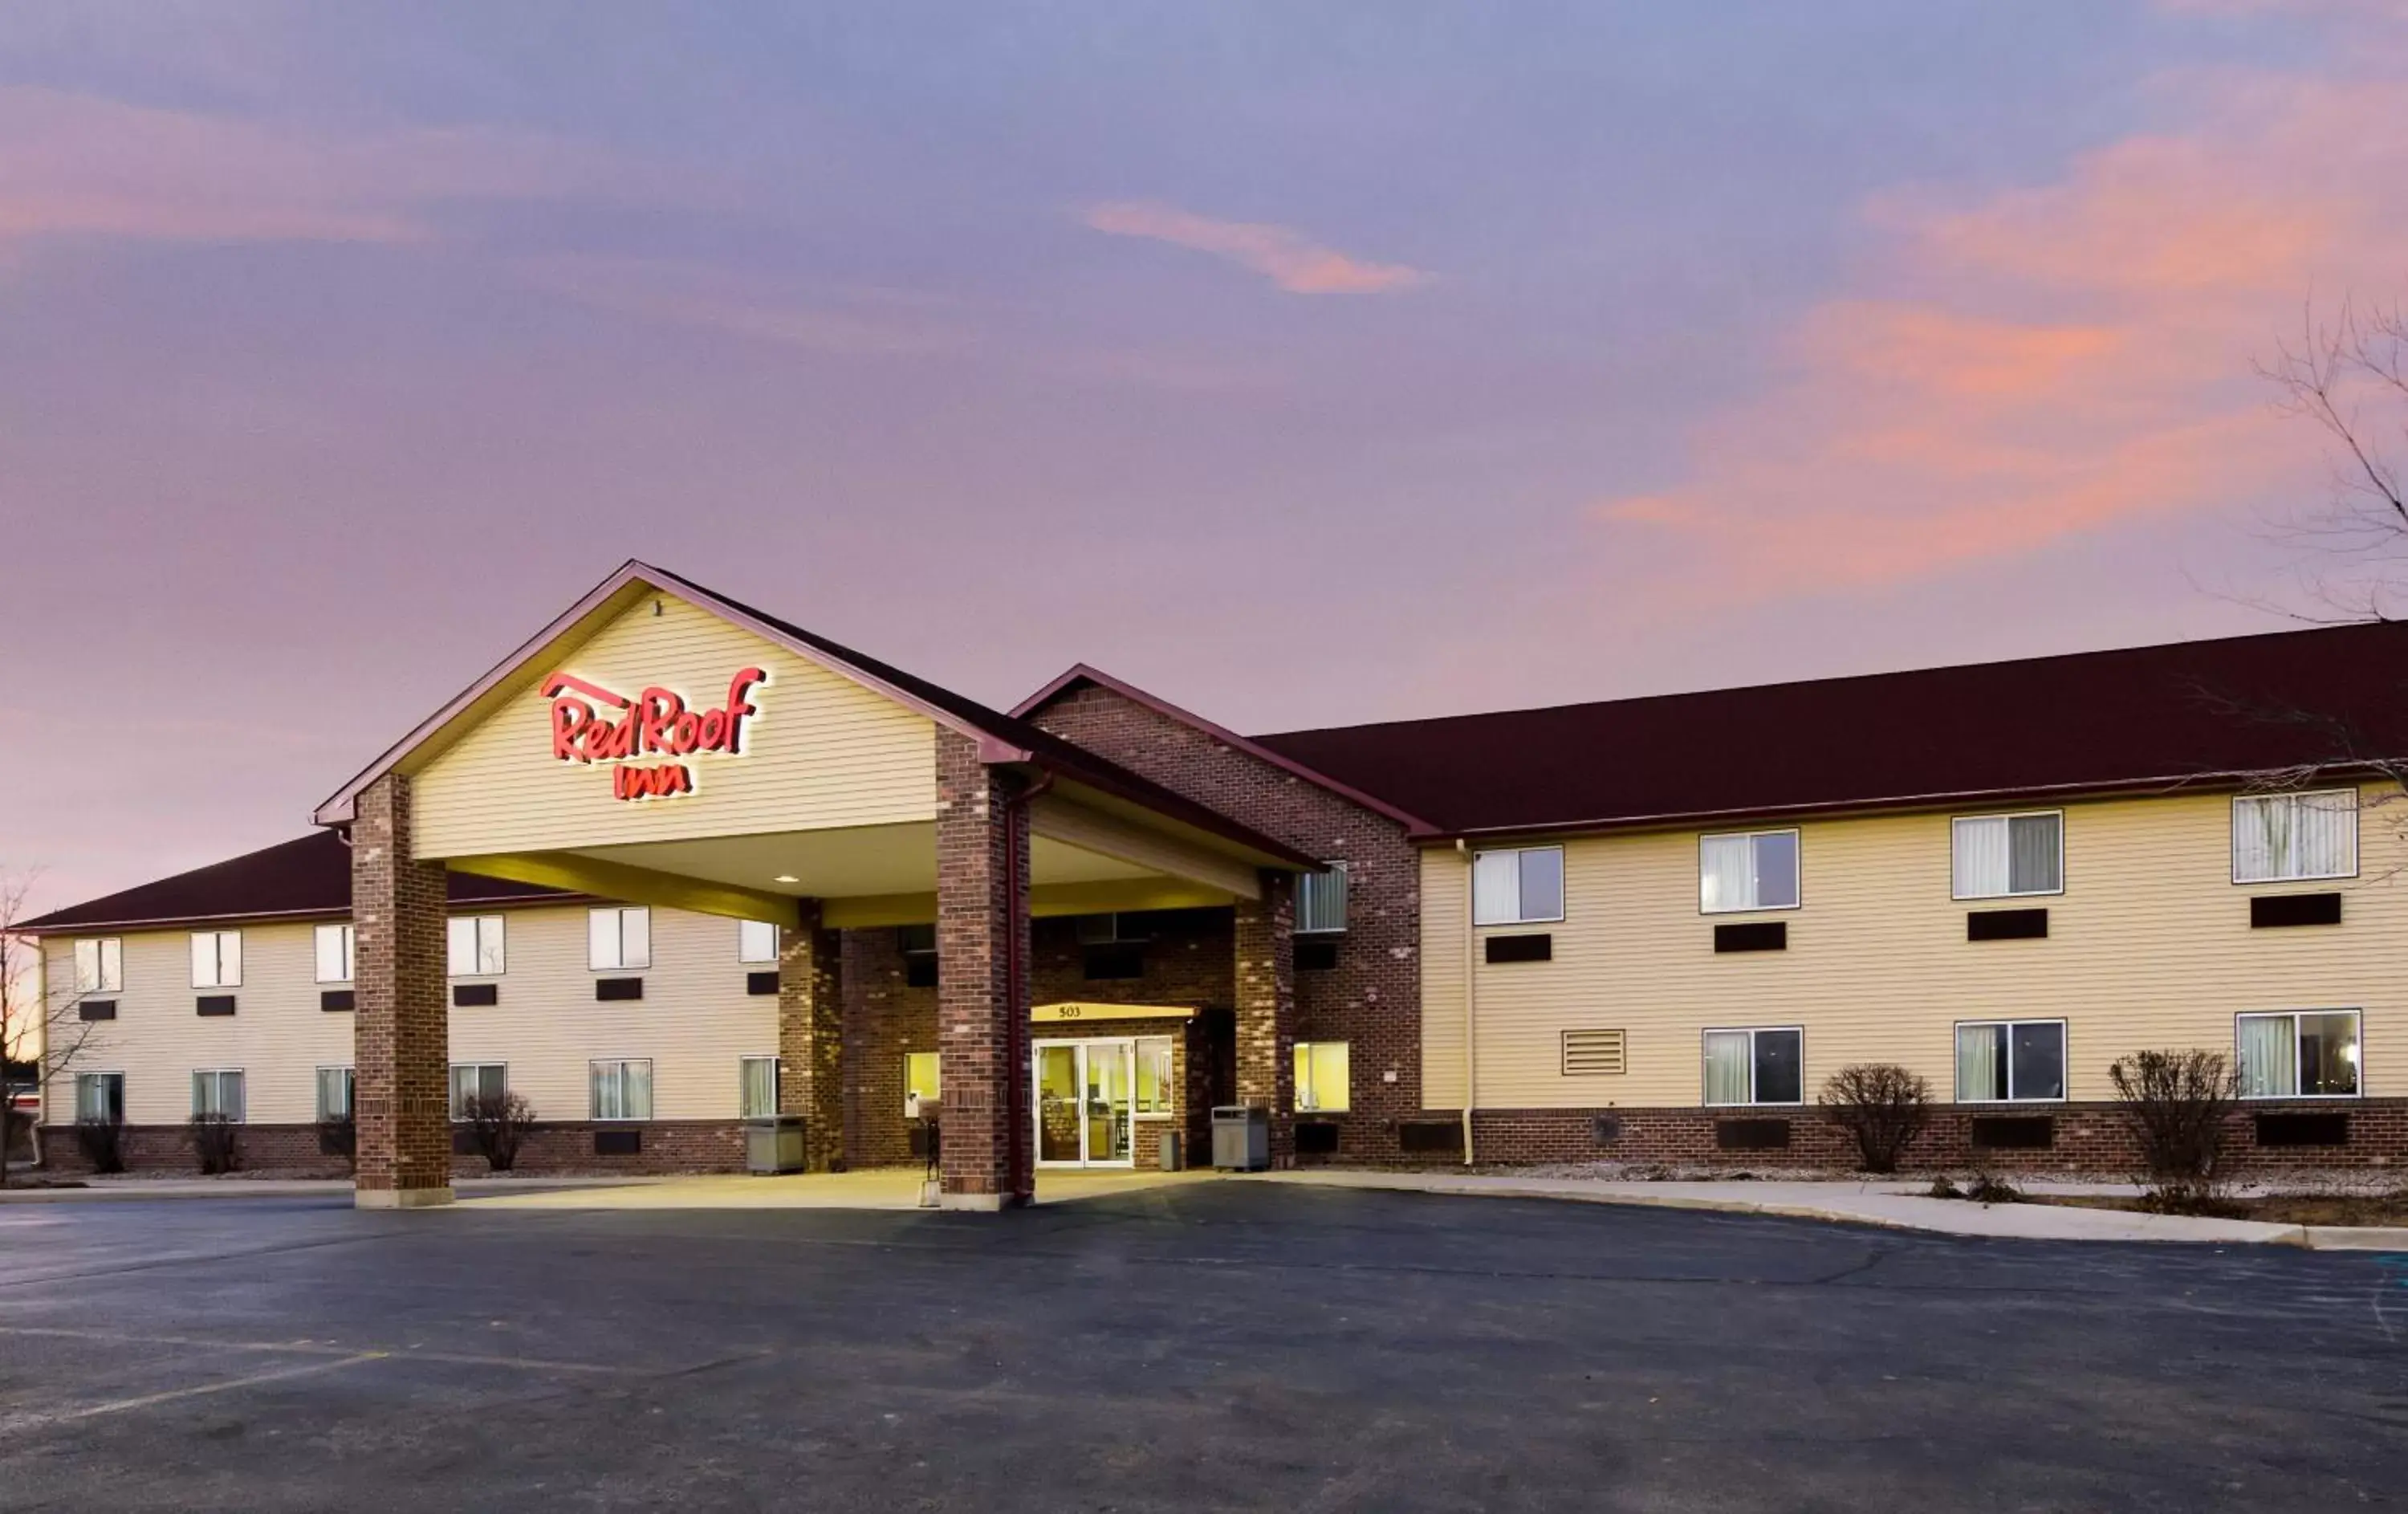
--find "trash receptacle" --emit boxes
[746,1115,807,1174]
[1210,1105,1269,1171]
[1158,1129,1183,1171]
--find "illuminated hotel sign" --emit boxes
[542,667,767,801]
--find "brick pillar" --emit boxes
[1235,868,1298,1169]
[934,730,1033,1209]
[777,900,844,1171]
[351,774,453,1208]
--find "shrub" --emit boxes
[189,1113,241,1176]
[2108,1048,2242,1215]
[1818,1063,1931,1174]
[459,1091,536,1172]
[74,1117,127,1174]
[316,1113,358,1170]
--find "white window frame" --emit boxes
[1949,810,2066,901]
[1296,863,1350,935]
[315,1065,356,1121]
[1294,1040,1351,1113]
[588,907,653,972]
[1134,1036,1176,1119]
[190,1068,246,1121]
[1700,1025,1805,1107]
[189,930,242,989]
[739,1054,780,1118]
[1471,845,1566,927]
[589,1057,654,1122]
[1952,1018,2068,1104]
[75,1071,126,1123]
[72,938,124,996]
[2235,1009,2363,1101]
[447,914,507,979]
[904,1049,942,1116]
[448,1062,508,1121]
[314,923,356,985]
[2231,788,2359,885]
[737,919,780,965]
[1698,829,1802,915]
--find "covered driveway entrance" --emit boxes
[313,562,1312,1211]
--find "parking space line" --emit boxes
[0,1325,628,1375]
[2,1352,387,1432]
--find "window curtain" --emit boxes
[1953,817,2007,897]
[1298,866,1348,934]
[1473,851,1522,926]
[1957,1024,2004,1101]
[740,1057,779,1118]
[2237,1016,2296,1098]
[316,1068,352,1120]
[1700,836,1753,913]
[1702,1031,1752,1105]
[2237,792,2357,881]
[2007,814,2062,893]
[593,1060,653,1121]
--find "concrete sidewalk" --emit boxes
[1260,1169,2408,1251]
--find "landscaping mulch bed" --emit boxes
[2021,1190,2408,1226]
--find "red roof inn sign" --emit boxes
[543,667,767,801]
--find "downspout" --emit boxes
[1458,839,1476,1166]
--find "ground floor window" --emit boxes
[905,1050,941,1116]
[1702,1028,1801,1106]
[315,1066,355,1121]
[449,1063,507,1120]
[2238,1011,2360,1098]
[1955,1020,2066,1102]
[191,1068,246,1121]
[740,1056,779,1118]
[75,1072,124,1123]
[1135,1038,1175,1115]
[591,1059,653,1121]
[1294,1041,1350,1113]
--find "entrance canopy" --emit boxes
[313,560,1314,923]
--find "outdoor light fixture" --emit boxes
[773,874,799,884]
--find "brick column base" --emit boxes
[352,774,453,1208]
[934,731,1034,1209]
[778,901,845,1171]
[1235,869,1298,1168]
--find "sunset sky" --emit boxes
[6,1,2406,912]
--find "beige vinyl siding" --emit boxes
[1422,783,2406,1109]
[413,592,938,859]
[43,906,775,1125]
[42,922,350,1126]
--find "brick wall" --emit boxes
[841,926,940,1170]
[776,902,844,1170]
[351,773,452,1200]
[39,1120,748,1177]
[934,728,1034,1205]
[1024,682,1422,1160]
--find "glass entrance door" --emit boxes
[1033,1040,1135,1167]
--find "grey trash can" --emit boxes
[1158,1129,1183,1172]
[746,1114,807,1174]
[1210,1105,1269,1171]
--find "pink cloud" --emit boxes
[1590,37,2408,608]
[1082,200,1429,295]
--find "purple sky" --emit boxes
[6,2,2406,914]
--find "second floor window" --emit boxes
[72,938,123,995]
[1699,831,1800,914]
[1472,846,1564,926]
[2233,790,2357,884]
[1952,812,2063,899]
[189,930,242,989]
[448,915,506,977]
[1296,865,1349,934]
[314,924,356,985]
[737,919,780,964]
[589,908,652,971]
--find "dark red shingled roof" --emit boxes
[19,832,572,933]
[1250,621,2408,838]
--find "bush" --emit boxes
[2108,1048,2241,1214]
[1818,1063,1931,1174]
[189,1113,242,1176]
[316,1113,358,1170]
[459,1091,536,1172]
[74,1117,127,1174]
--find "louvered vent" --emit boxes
[1560,1028,1628,1076]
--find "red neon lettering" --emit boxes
[552,699,593,763]
[543,665,768,798]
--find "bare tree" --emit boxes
[0,869,108,1187]
[2259,297,2408,621]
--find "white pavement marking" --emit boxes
[0,1324,628,1375]
[0,1352,387,1432]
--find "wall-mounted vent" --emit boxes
[1591,1114,1622,1146]
[1714,1117,1790,1150]
[1967,908,2049,942]
[1296,938,1340,972]
[1970,1114,2055,1150]
[1296,1120,1341,1156]
[1397,1120,1466,1156]
[592,1128,643,1156]
[195,995,237,1018]
[78,999,117,1022]
[1083,943,1145,981]
[452,983,499,1008]
[746,971,780,997]
[1485,933,1552,964]
[1560,1028,1628,1076]
[319,990,356,1014]
[1714,922,1787,954]
[594,977,644,1003]
[2254,1111,2350,1147]
[2251,893,2342,929]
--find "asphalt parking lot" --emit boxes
[1,1182,2403,1512]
